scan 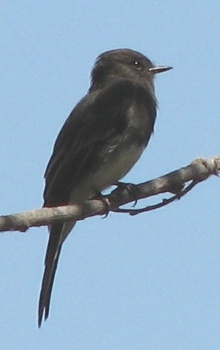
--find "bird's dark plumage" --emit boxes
[38,48,172,326]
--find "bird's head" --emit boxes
[90,48,172,92]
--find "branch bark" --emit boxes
[0,156,219,233]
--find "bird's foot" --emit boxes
[113,181,140,207]
[93,191,111,218]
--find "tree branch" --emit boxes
[0,156,219,233]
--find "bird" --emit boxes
[38,48,172,327]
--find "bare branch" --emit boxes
[0,156,219,233]
[113,179,199,215]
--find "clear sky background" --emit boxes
[1,1,220,349]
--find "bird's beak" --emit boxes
[149,65,173,74]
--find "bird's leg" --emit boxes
[92,191,111,218]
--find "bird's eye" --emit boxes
[133,60,142,70]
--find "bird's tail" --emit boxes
[38,223,63,327]
[38,220,76,327]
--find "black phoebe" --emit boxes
[38,48,172,326]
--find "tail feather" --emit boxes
[38,220,76,327]
[38,224,63,327]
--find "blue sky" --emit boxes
[1,1,220,349]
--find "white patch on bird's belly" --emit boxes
[91,142,145,192]
[68,143,146,206]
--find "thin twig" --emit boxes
[113,179,198,215]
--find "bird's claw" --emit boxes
[114,181,140,206]
[93,191,111,218]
